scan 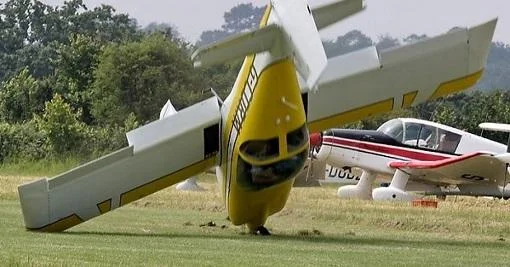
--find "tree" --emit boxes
[35,93,87,155]
[222,3,265,33]
[91,34,202,125]
[376,34,400,51]
[53,34,102,124]
[197,3,265,46]
[0,68,43,123]
[403,34,428,44]
[323,30,373,58]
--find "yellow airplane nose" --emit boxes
[233,57,309,192]
[239,58,308,163]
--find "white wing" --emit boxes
[305,19,497,132]
[18,97,221,232]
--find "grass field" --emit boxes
[2,173,510,266]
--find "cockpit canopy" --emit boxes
[237,124,309,190]
[377,119,461,154]
[239,124,308,161]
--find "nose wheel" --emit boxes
[251,226,271,236]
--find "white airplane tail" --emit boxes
[192,0,331,89]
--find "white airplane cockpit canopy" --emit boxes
[378,118,506,155]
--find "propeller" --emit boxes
[306,132,323,182]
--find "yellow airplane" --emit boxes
[18,0,496,235]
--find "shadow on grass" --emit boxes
[59,230,510,249]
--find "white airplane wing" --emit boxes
[312,0,365,30]
[306,19,497,133]
[389,152,508,186]
[18,97,221,231]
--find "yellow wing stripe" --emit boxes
[30,214,83,232]
[97,199,112,214]
[308,98,394,132]
[402,91,418,108]
[260,5,271,27]
[119,156,217,206]
[429,69,483,100]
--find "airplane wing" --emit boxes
[389,152,509,186]
[18,97,221,232]
[312,0,365,30]
[306,19,497,132]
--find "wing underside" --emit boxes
[18,97,221,232]
[306,19,497,132]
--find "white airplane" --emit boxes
[17,0,496,235]
[316,118,510,201]
[160,100,206,191]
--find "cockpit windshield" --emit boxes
[237,150,307,190]
[377,119,404,142]
[240,138,279,161]
[287,124,308,152]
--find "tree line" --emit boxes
[0,0,509,163]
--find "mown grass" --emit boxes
[2,174,510,266]
[0,157,86,177]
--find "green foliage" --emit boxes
[0,68,44,123]
[54,34,102,123]
[34,93,87,156]
[198,3,265,46]
[343,108,416,130]
[0,121,46,162]
[323,30,373,57]
[91,33,201,125]
[426,91,510,143]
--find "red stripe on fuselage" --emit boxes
[389,152,487,169]
[323,136,451,161]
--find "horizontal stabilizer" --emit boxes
[480,122,510,153]
[479,122,510,133]
[191,24,280,68]
[311,0,365,30]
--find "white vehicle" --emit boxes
[316,118,510,201]
[17,0,496,234]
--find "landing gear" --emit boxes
[250,226,271,236]
[337,170,376,200]
[372,169,415,201]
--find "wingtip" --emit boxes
[467,17,497,73]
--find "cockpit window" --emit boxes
[237,149,307,191]
[403,123,421,146]
[436,130,461,153]
[379,120,461,153]
[417,125,438,149]
[377,119,404,142]
[287,124,308,152]
[240,138,279,161]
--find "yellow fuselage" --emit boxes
[218,6,308,230]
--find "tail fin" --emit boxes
[192,0,328,89]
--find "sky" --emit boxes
[4,0,510,44]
